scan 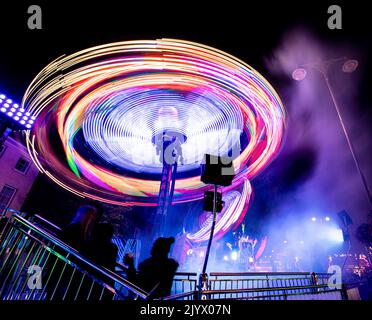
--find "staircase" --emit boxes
[0,209,349,301]
[0,210,148,300]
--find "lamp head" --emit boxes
[342,59,359,73]
[292,68,307,81]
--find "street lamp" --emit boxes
[292,57,372,212]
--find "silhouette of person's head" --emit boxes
[71,205,98,226]
[150,237,175,258]
[94,223,114,243]
[84,201,104,221]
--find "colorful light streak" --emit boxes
[187,178,252,242]
[22,39,286,239]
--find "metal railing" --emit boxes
[0,212,149,301]
[201,272,341,300]
[160,272,345,300]
[170,272,198,300]
[0,209,347,301]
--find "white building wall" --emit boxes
[0,136,39,215]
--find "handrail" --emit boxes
[10,213,149,299]
[10,223,127,299]
[6,208,63,231]
[158,290,198,301]
[207,289,343,300]
[174,272,198,277]
[209,272,326,277]
[1,209,347,301]
[202,284,335,295]
[34,214,62,231]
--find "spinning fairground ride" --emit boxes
[22,39,286,270]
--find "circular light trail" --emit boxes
[23,39,286,220]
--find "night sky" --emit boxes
[1,1,371,253]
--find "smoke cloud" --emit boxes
[255,27,372,259]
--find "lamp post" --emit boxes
[292,58,372,213]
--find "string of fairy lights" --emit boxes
[22,39,286,240]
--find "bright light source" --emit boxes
[223,255,229,261]
[283,240,288,244]
[292,68,307,81]
[325,216,331,221]
[342,59,358,73]
[199,251,204,258]
[0,92,36,128]
[300,240,304,245]
[311,217,317,222]
[231,251,238,261]
[249,257,254,263]
[328,229,344,243]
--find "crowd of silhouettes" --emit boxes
[54,202,178,300]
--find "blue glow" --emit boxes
[0,92,37,128]
[328,229,344,243]
[231,251,238,261]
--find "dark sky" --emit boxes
[0,1,370,100]
[1,1,371,250]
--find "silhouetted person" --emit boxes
[46,203,103,300]
[84,223,118,271]
[60,203,103,251]
[122,252,138,299]
[123,253,137,283]
[83,223,118,300]
[136,237,179,299]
